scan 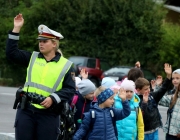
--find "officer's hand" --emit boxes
[13,13,24,33]
[40,97,53,108]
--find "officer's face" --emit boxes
[39,39,56,55]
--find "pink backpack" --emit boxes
[70,95,79,109]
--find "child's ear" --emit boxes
[136,88,140,93]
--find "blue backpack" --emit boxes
[85,109,118,139]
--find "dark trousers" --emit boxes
[166,133,180,140]
[14,108,60,140]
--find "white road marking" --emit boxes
[0,93,15,96]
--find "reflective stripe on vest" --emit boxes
[23,51,72,108]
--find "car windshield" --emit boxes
[106,67,130,74]
[68,57,85,66]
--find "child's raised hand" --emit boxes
[118,88,126,102]
[156,76,163,86]
[164,63,172,79]
[143,91,149,103]
[135,61,141,68]
[80,68,88,79]
[151,80,156,90]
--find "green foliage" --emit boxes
[0,78,13,86]
[159,23,180,70]
[59,0,166,68]
[0,0,169,86]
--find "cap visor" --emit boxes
[37,36,49,40]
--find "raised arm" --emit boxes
[152,63,172,103]
[6,13,31,66]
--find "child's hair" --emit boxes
[94,86,106,97]
[135,77,150,90]
[95,86,114,105]
[169,83,180,109]
[127,68,144,82]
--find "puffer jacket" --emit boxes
[159,93,180,136]
[73,101,130,140]
[114,94,144,140]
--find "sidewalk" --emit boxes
[0,133,15,140]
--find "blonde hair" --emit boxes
[51,39,63,56]
[94,86,106,97]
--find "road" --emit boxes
[0,86,168,139]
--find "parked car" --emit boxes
[68,56,110,86]
[101,66,156,82]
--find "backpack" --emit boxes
[58,95,78,140]
[84,109,118,139]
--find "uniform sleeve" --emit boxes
[137,108,144,140]
[113,100,131,121]
[151,78,171,103]
[73,112,91,140]
[50,66,76,103]
[6,31,32,67]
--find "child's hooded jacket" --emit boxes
[114,93,144,140]
[73,100,130,140]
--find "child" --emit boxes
[155,69,180,95]
[101,77,120,94]
[114,79,144,140]
[159,84,180,139]
[73,86,131,140]
[74,79,96,132]
[159,69,180,140]
[101,77,117,88]
[135,63,172,140]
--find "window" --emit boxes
[87,59,96,68]
[68,57,85,66]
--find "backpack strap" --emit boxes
[110,109,118,137]
[89,109,118,137]
[70,95,78,109]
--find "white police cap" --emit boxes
[37,24,64,40]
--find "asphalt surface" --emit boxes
[0,86,168,140]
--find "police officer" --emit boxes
[6,13,76,140]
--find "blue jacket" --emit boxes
[73,100,130,140]
[114,94,144,140]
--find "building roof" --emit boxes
[164,4,180,13]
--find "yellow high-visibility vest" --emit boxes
[23,51,72,109]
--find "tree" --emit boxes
[0,0,166,86]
